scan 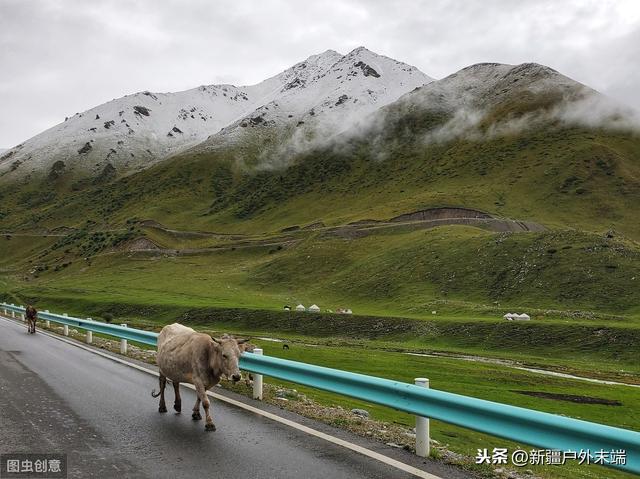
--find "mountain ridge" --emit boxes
[1,53,639,240]
[0,47,432,181]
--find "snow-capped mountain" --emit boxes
[1,85,260,179]
[194,47,432,160]
[396,62,587,111]
[0,47,432,180]
[355,60,640,147]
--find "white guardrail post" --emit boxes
[252,348,263,400]
[120,324,128,354]
[415,377,430,457]
[62,313,69,336]
[10,303,15,318]
[20,305,25,322]
[86,319,93,344]
[44,310,50,328]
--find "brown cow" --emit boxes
[152,323,248,431]
[25,305,37,334]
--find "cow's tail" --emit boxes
[151,374,167,397]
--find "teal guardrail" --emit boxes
[2,302,639,474]
[241,353,640,474]
[1,303,158,346]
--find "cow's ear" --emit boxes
[236,338,250,345]
[212,337,222,344]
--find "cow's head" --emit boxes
[212,336,249,382]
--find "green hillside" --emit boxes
[1,63,640,345]
[3,125,640,234]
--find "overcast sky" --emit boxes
[1,0,639,148]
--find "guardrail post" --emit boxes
[20,312,25,322]
[252,348,264,400]
[44,310,50,327]
[11,310,15,318]
[415,378,430,457]
[120,324,128,354]
[85,318,93,343]
[63,313,69,335]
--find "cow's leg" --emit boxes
[158,375,167,413]
[195,383,215,431]
[191,397,202,420]
[173,381,181,413]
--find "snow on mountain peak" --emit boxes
[305,49,343,65]
[0,47,433,180]
[195,48,434,162]
[390,61,587,115]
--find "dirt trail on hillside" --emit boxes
[134,207,544,244]
[322,207,545,239]
[3,208,545,258]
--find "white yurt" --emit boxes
[308,304,321,313]
[295,304,306,312]
[503,313,515,320]
[515,313,531,320]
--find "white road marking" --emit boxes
[0,315,443,479]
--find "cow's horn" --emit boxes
[212,337,221,344]
[236,338,250,345]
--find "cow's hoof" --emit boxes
[159,405,168,413]
[205,423,216,432]
[174,403,181,413]
[192,412,202,421]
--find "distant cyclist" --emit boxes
[25,305,37,334]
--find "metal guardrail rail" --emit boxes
[2,302,639,474]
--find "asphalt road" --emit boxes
[0,316,472,479]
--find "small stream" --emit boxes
[255,335,640,388]
[404,352,640,388]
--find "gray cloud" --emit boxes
[1,0,639,147]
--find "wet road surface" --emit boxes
[0,316,471,479]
